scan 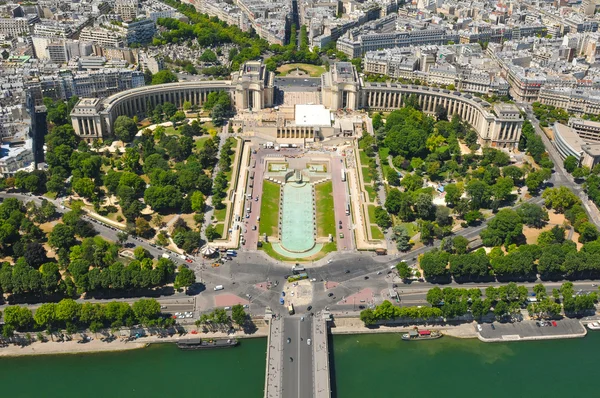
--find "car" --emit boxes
[377,271,382,275]
[536,321,541,327]
[255,196,259,201]
[185,313,193,318]
[339,221,342,224]
[175,312,181,316]
[552,321,557,327]
[185,259,193,263]
[339,233,344,238]
[364,276,369,280]
[252,225,257,231]
[281,291,285,296]
[224,306,231,310]
[307,338,311,345]
[300,316,304,322]
[287,338,291,344]
[339,224,342,229]
[358,305,365,309]
[345,270,350,274]
[328,293,334,297]
[307,306,312,311]
[476,324,482,332]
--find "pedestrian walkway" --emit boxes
[265,317,283,398]
[313,316,331,398]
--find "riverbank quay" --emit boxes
[0,324,268,358]
[477,319,587,342]
[329,316,478,338]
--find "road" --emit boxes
[282,316,313,398]
[521,103,600,226]
[330,152,354,250]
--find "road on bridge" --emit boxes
[282,316,314,398]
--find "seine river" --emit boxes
[2,333,600,397]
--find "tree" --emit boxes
[444,183,463,206]
[174,266,195,290]
[48,223,76,251]
[231,304,247,327]
[464,210,484,225]
[396,261,412,280]
[480,209,523,247]
[578,222,599,243]
[493,177,514,202]
[466,179,491,209]
[401,174,423,191]
[73,177,96,199]
[564,155,579,173]
[3,306,33,330]
[374,207,392,229]
[34,303,56,329]
[162,102,177,120]
[200,49,218,63]
[135,217,154,239]
[151,70,178,85]
[414,193,434,220]
[24,242,48,268]
[113,116,138,143]
[55,299,81,324]
[542,187,580,213]
[205,224,220,241]
[387,170,400,186]
[190,191,205,213]
[132,298,161,325]
[393,225,412,252]
[435,104,448,121]
[517,203,549,228]
[360,308,377,326]
[452,236,469,254]
[435,206,452,227]
[426,287,444,306]
[420,250,450,280]
[117,231,129,246]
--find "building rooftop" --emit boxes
[294,104,331,127]
[554,123,586,153]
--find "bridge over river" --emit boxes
[264,314,331,398]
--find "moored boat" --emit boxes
[177,338,239,350]
[587,322,600,330]
[401,329,442,341]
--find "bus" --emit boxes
[288,304,295,315]
[341,169,346,182]
[345,203,350,216]
[292,264,305,275]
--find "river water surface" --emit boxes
[2,332,599,398]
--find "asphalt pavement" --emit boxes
[282,316,313,398]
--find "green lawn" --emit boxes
[315,181,335,238]
[367,205,377,222]
[164,126,178,135]
[364,186,377,202]
[371,225,385,240]
[259,180,281,237]
[378,147,390,161]
[214,223,224,238]
[359,150,370,167]
[397,221,417,237]
[276,63,326,77]
[260,241,337,262]
[362,167,372,184]
[195,135,211,150]
[214,207,227,223]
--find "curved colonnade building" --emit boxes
[72,61,523,148]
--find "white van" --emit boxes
[214,285,224,291]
